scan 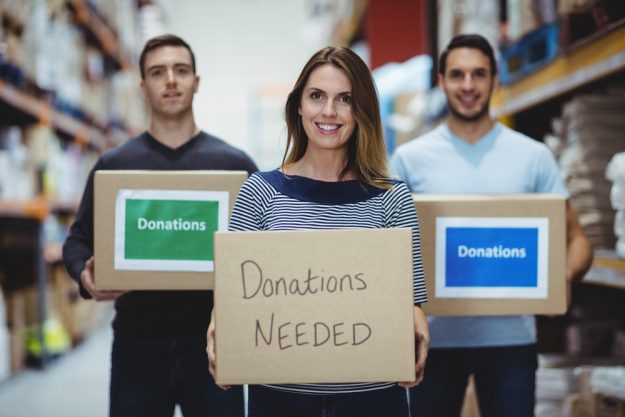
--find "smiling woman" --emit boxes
[206,46,430,417]
[281,47,391,186]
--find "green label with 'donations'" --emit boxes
[124,199,218,261]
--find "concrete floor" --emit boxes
[0,320,199,417]
[0,322,112,417]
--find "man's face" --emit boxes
[140,46,199,118]
[438,47,497,123]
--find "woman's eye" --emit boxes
[310,91,322,100]
[338,95,352,104]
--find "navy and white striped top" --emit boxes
[229,169,427,395]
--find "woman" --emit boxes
[208,46,429,417]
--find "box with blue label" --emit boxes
[413,194,566,316]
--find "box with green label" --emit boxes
[94,170,248,290]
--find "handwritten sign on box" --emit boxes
[214,228,415,385]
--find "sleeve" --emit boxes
[228,174,271,232]
[534,145,569,197]
[389,150,408,183]
[242,154,259,176]
[62,158,104,299]
[384,182,428,305]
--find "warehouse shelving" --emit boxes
[491,22,625,381]
[490,23,625,284]
[0,0,141,373]
[492,23,625,118]
[583,250,625,290]
[66,0,133,71]
[0,80,110,151]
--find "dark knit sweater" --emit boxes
[63,131,258,337]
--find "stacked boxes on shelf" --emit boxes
[0,286,10,382]
[560,0,625,49]
[50,264,109,345]
[3,286,26,375]
[499,21,560,85]
[506,0,558,42]
[535,358,625,417]
[535,358,582,417]
[500,0,560,85]
[557,93,625,250]
[499,0,625,86]
[606,152,625,258]
[0,0,144,373]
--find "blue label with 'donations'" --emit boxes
[445,227,538,287]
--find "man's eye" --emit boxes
[176,67,190,75]
[150,69,163,77]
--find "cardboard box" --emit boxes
[214,228,416,385]
[562,393,595,417]
[4,290,26,373]
[94,170,248,290]
[596,394,625,417]
[413,194,566,316]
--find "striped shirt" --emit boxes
[229,169,427,394]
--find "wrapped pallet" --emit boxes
[606,152,625,257]
[559,94,625,249]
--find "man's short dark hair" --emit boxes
[438,34,497,76]
[139,34,196,79]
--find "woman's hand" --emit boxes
[399,305,429,388]
[206,308,231,390]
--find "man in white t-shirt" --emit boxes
[391,34,593,417]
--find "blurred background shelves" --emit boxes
[0,79,110,152]
[0,0,147,377]
[583,250,625,290]
[66,0,133,72]
[492,22,625,118]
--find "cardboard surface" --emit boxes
[413,194,566,316]
[94,170,247,290]
[214,228,415,385]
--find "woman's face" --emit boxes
[298,64,356,154]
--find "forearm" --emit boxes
[566,234,593,282]
[63,234,92,281]
[565,201,593,282]
[414,305,429,341]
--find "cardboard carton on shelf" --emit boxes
[50,264,108,343]
[94,170,248,290]
[595,393,625,417]
[561,393,594,417]
[413,194,566,316]
[213,228,416,385]
[4,289,27,374]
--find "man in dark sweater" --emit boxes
[63,34,257,417]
